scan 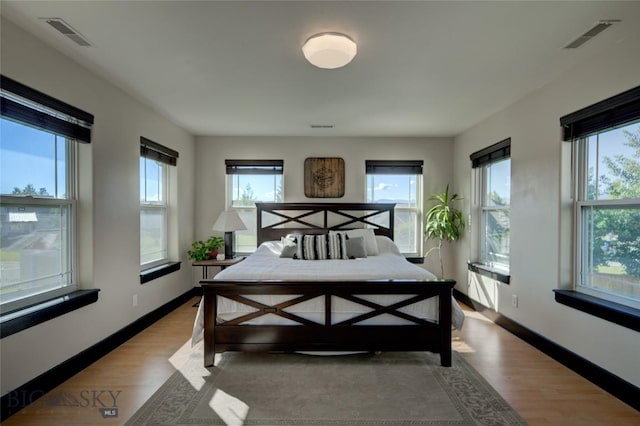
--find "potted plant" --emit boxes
[424,184,465,278]
[187,236,224,261]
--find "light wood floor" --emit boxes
[3,297,638,425]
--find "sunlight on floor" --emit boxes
[209,389,250,426]
[452,333,476,353]
[168,340,212,392]
[168,339,249,425]
[168,339,195,370]
[461,308,494,323]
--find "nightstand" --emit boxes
[192,257,245,279]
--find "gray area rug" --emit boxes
[126,347,526,425]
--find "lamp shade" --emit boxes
[302,32,357,69]
[212,210,247,232]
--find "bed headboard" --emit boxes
[255,203,395,245]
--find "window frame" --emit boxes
[0,75,95,322]
[479,158,511,271]
[365,160,423,258]
[225,160,284,254]
[469,138,511,281]
[559,85,640,321]
[139,137,179,273]
[572,127,640,310]
[140,157,169,269]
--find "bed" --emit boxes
[198,203,463,367]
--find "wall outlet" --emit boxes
[511,294,518,308]
[132,294,138,307]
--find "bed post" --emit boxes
[203,290,216,367]
[439,282,453,367]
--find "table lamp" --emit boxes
[212,210,247,259]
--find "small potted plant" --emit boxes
[187,236,224,261]
[424,184,465,278]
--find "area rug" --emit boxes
[126,347,526,425]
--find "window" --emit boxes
[561,86,640,310]
[140,137,178,270]
[0,75,93,310]
[365,160,423,257]
[470,139,511,273]
[226,160,283,253]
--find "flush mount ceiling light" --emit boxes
[302,32,357,69]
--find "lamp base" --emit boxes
[224,231,235,259]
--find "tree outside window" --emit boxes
[580,123,640,304]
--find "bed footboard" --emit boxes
[201,279,455,367]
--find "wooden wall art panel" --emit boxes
[304,157,345,198]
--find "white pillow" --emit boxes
[285,233,304,259]
[279,236,297,258]
[344,228,379,256]
[374,235,401,255]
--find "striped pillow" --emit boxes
[291,233,348,260]
[301,234,328,260]
[328,232,349,260]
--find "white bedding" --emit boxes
[217,236,437,281]
[192,236,464,345]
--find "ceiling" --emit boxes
[2,1,640,138]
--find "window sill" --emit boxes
[553,290,640,332]
[0,289,100,338]
[140,261,181,284]
[467,262,510,284]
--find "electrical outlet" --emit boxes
[132,294,138,307]
[511,294,518,308]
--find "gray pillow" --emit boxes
[346,236,367,258]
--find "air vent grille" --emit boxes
[41,18,92,47]
[310,124,334,129]
[564,20,620,49]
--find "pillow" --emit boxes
[374,235,401,255]
[295,234,329,260]
[327,232,349,260]
[346,236,367,258]
[345,228,379,256]
[283,234,298,244]
[279,237,298,258]
[285,233,304,260]
[313,234,328,260]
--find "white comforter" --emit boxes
[192,237,464,345]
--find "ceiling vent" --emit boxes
[310,124,334,129]
[41,18,92,47]
[564,20,620,49]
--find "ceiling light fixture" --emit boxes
[302,32,357,69]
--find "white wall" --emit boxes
[452,33,640,386]
[194,136,455,276]
[0,19,196,395]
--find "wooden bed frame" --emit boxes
[200,203,455,367]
